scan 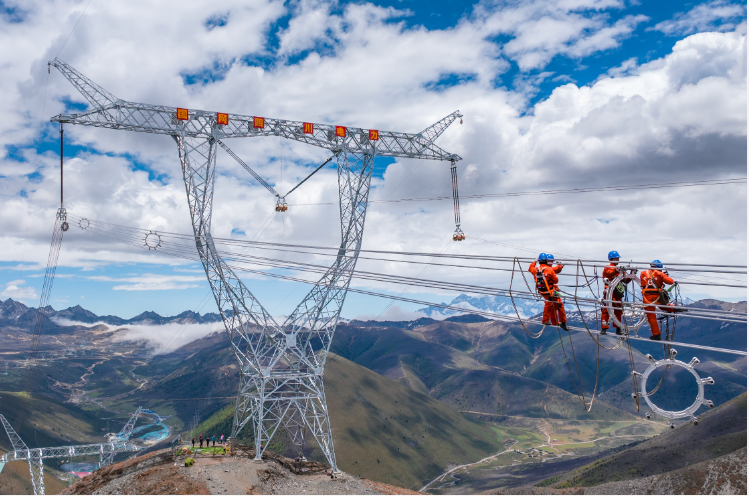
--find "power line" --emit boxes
[289,177,747,206]
[67,221,747,327]
[66,213,748,273]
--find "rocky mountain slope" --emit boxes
[544,392,747,489]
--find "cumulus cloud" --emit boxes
[653,0,746,36]
[1,279,38,300]
[86,273,206,291]
[0,0,745,318]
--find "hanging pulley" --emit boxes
[275,197,288,212]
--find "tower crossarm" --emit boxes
[0,441,140,463]
[49,59,462,162]
[417,110,463,144]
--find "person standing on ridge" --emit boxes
[640,260,676,341]
[212,435,216,447]
[199,434,203,448]
[192,436,195,449]
[601,251,624,335]
[529,253,568,330]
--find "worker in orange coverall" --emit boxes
[601,250,623,335]
[529,253,568,330]
[640,260,675,341]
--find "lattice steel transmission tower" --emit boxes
[0,409,142,495]
[49,58,461,471]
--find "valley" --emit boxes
[0,297,746,494]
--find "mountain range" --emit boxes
[0,297,222,328]
[418,294,543,320]
[0,295,745,493]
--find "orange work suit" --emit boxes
[640,269,675,337]
[601,263,622,331]
[529,262,566,326]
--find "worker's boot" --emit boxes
[559,322,569,331]
[600,328,608,335]
[649,334,661,341]
[615,327,623,335]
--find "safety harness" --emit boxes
[535,265,554,296]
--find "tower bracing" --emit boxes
[0,412,141,495]
[49,57,462,471]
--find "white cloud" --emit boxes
[112,322,224,354]
[86,274,206,291]
[478,1,646,70]
[54,318,224,353]
[653,0,746,36]
[0,0,745,318]
[1,279,38,300]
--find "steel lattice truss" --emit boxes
[0,410,142,495]
[50,58,462,471]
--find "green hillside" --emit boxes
[431,368,636,420]
[547,392,747,488]
[192,354,504,490]
[334,323,637,421]
[0,392,111,451]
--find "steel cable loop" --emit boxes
[564,261,600,411]
[578,261,625,351]
[573,261,601,411]
[509,258,545,339]
[625,334,641,411]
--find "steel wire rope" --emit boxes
[64,214,749,275]
[65,215,747,326]
[136,210,280,358]
[508,258,545,339]
[64,217,749,297]
[568,261,601,411]
[290,177,747,206]
[327,239,455,365]
[62,224,749,357]
[578,262,626,352]
[76,242,746,330]
[67,216,748,326]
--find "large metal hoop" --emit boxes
[635,350,714,426]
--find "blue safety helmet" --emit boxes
[608,250,620,260]
[547,253,555,262]
[651,260,663,269]
[538,253,548,262]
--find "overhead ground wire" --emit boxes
[288,177,746,206]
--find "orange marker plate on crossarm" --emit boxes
[217,113,229,125]
[253,117,265,129]
[303,122,314,134]
[335,126,346,138]
[368,130,379,141]
[176,108,189,121]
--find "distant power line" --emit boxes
[289,177,747,206]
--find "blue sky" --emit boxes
[0,0,746,321]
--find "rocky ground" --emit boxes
[490,446,747,495]
[61,448,420,495]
